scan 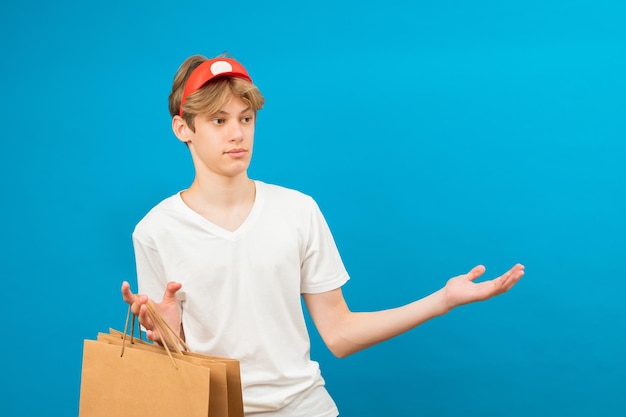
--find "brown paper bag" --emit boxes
[78,305,244,417]
[79,338,211,417]
[97,332,231,417]
[105,328,244,417]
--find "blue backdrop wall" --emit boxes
[1,1,624,416]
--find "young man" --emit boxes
[121,54,524,417]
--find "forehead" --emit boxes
[212,94,251,114]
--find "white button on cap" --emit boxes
[211,61,233,75]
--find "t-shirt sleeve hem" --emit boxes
[300,273,350,294]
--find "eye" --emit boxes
[242,115,254,123]
[212,118,225,125]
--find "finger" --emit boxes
[127,293,150,317]
[507,265,525,286]
[137,303,154,330]
[163,281,183,303]
[121,281,137,304]
[496,265,525,290]
[504,264,525,283]
[466,265,486,281]
[145,329,160,343]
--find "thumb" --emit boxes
[466,265,486,281]
[163,281,183,303]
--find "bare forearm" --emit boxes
[327,288,451,358]
[307,264,524,358]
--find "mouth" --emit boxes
[225,148,247,157]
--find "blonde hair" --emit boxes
[168,54,265,131]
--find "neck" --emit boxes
[180,172,256,232]
[183,172,255,209]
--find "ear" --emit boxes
[172,115,191,143]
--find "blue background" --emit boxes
[1,1,624,416]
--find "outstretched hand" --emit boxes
[121,281,183,344]
[443,264,525,310]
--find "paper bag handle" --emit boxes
[121,301,190,369]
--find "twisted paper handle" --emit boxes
[121,301,190,369]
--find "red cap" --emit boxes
[179,57,252,116]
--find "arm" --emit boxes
[303,263,524,358]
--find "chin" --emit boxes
[224,163,251,178]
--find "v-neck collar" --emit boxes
[174,180,264,240]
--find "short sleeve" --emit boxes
[132,231,168,299]
[299,199,350,293]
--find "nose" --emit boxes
[229,121,245,143]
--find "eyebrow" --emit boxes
[212,106,252,116]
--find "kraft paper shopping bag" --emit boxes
[107,327,244,417]
[78,338,211,417]
[79,303,244,417]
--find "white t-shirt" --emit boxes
[132,181,350,417]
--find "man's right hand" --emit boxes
[121,281,183,344]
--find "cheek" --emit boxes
[246,124,256,138]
